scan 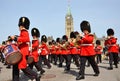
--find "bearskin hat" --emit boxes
[18,17,30,30]
[48,41,52,45]
[70,31,76,38]
[8,36,13,41]
[2,41,6,45]
[80,20,91,33]
[107,28,114,36]
[62,35,68,41]
[96,40,101,45]
[41,35,47,43]
[52,40,56,44]
[31,28,40,38]
[56,37,61,43]
[74,31,79,36]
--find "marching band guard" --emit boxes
[76,20,100,80]
[60,35,71,72]
[95,40,103,64]
[50,40,57,65]
[69,31,80,68]
[104,28,119,70]
[11,17,40,81]
[56,38,62,67]
[29,27,45,75]
[39,35,51,69]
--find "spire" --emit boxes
[67,5,71,15]
[67,0,71,16]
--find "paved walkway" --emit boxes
[0,60,120,81]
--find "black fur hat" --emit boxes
[70,31,76,38]
[8,36,13,41]
[31,28,40,38]
[2,41,6,45]
[56,37,61,43]
[80,20,91,33]
[107,28,114,36]
[96,40,101,45]
[62,35,68,41]
[41,35,47,43]
[18,17,30,30]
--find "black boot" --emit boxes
[107,67,113,70]
[108,64,113,70]
[41,70,45,75]
[58,63,62,67]
[93,73,99,76]
[76,75,85,80]
[36,74,41,81]
[115,65,118,68]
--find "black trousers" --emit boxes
[108,52,118,67]
[29,61,44,71]
[12,64,19,81]
[51,54,58,64]
[39,55,51,68]
[60,54,71,70]
[79,56,99,76]
[96,54,102,63]
[70,54,80,67]
[12,64,38,81]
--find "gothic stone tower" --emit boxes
[65,6,74,38]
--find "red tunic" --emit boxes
[78,34,95,56]
[61,43,68,55]
[104,37,119,53]
[56,44,61,55]
[69,42,77,54]
[50,45,56,54]
[17,29,30,69]
[39,43,49,55]
[31,39,39,62]
[95,45,102,54]
[76,45,81,55]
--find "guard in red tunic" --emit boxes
[56,38,62,66]
[60,35,71,72]
[69,31,80,68]
[50,40,58,65]
[76,20,100,80]
[29,27,45,75]
[104,28,119,70]
[39,35,51,69]
[11,17,40,81]
[95,40,102,64]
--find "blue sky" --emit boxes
[0,0,120,43]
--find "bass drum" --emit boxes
[3,44,22,65]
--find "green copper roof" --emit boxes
[67,5,71,15]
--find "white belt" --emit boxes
[81,44,93,46]
[107,44,117,47]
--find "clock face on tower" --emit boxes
[67,16,70,19]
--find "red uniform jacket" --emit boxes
[95,45,102,54]
[78,34,95,56]
[69,42,77,54]
[104,37,119,53]
[39,43,49,55]
[31,39,39,62]
[50,45,56,54]
[17,29,30,69]
[76,45,81,55]
[56,44,61,55]
[61,43,68,55]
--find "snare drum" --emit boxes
[3,44,22,65]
